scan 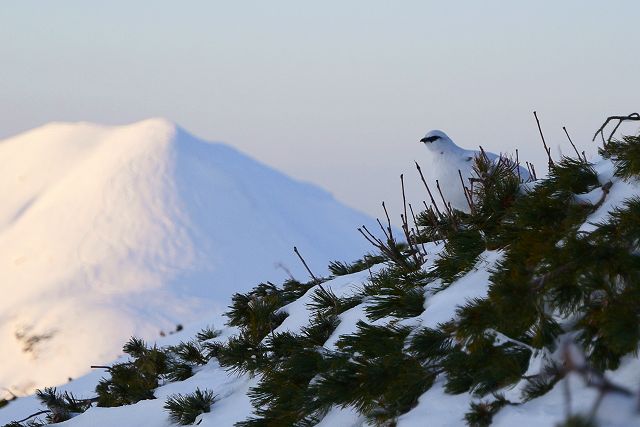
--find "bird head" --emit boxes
[420,130,458,153]
[420,130,450,144]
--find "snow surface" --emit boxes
[2,242,639,426]
[1,146,639,427]
[4,243,637,427]
[419,250,503,329]
[0,118,377,395]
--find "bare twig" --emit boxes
[293,246,319,283]
[408,203,419,236]
[592,181,613,210]
[415,161,443,217]
[534,111,554,168]
[458,169,474,212]
[15,410,51,424]
[400,175,423,265]
[401,175,409,228]
[435,180,452,217]
[408,203,428,255]
[528,162,538,181]
[358,225,412,271]
[562,126,583,160]
[382,202,394,241]
[376,218,391,241]
[358,226,382,248]
[592,113,640,144]
[274,262,295,280]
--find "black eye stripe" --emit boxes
[422,136,440,143]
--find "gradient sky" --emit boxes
[1,1,639,218]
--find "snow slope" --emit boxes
[0,118,375,395]
[2,249,638,426]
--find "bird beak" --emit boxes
[420,137,429,143]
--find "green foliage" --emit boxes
[538,198,640,370]
[363,265,428,320]
[164,388,216,425]
[196,326,221,342]
[237,317,338,426]
[522,360,564,401]
[454,298,499,342]
[366,285,425,321]
[431,228,484,286]
[96,337,168,407]
[464,394,509,427]
[216,332,268,375]
[308,286,362,316]
[546,157,599,195]
[469,152,523,241]
[300,314,340,347]
[600,134,640,179]
[171,341,208,366]
[495,156,597,250]
[239,337,324,426]
[35,387,93,423]
[2,421,45,427]
[164,340,212,382]
[0,388,92,426]
[280,278,316,305]
[313,322,435,424]
[442,337,531,396]
[408,325,456,366]
[416,208,460,242]
[226,285,288,342]
[328,254,384,276]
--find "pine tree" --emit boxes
[164,388,216,425]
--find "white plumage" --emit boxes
[419,130,529,212]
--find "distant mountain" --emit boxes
[0,118,375,394]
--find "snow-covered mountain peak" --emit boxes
[0,119,374,395]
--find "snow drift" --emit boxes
[0,118,374,394]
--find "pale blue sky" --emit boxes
[1,1,639,217]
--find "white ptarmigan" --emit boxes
[419,130,529,212]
